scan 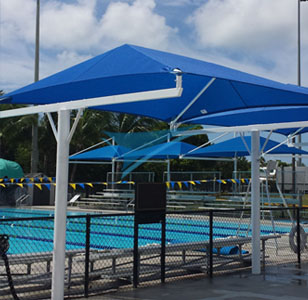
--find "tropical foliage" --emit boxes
[0,97,251,181]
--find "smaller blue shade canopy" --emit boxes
[120,142,196,160]
[274,127,308,136]
[186,136,308,158]
[69,145,130,161]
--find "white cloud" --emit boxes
[40,0,99,50]
[0,0,178,91]
[0,0,37,92]
[2,0,308,93]
[188,0,308,85]
[0,51,34,92]
[157,0,194,7]
[39,0,176,51]
[189,0,299,53]
[43,50,92,78]
[0,0,36,44]
[98,0,177,49]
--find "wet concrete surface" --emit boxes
[80,265,308,300]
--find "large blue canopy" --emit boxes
[69,145,130,161]
[2,44,308,127]
[186,136,308,158]
[120,141,196,160]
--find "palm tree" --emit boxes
[68,110,114,181]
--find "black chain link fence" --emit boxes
[0,207,307,299]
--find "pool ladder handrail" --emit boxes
[15,194,30,207]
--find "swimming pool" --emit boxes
[0,207,292,255]
[0,207,86,218]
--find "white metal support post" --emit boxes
[52,109,71,300]
[111,137,116,185]
[167,133,171,182]
[251,130,261,274]
[167,160,171,182]
[233,157,238,194]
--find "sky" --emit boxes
[1,0,308,163]
[1,0,308,92]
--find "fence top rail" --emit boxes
[163,171,222,175]
[0,212,135,222]
[0,206,307,222]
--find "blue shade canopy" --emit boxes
[69,145,130,161]
[273,127,308,136]
[120,142,196,160]
[186,136,308,158]
[2,44,308,127]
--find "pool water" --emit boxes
[0,207,85,218]
[0,208,293,255]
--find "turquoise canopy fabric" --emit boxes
[185,136,308,158]
[104,130,171,150]
[0,159,24,178]
[2,44,308,127]
[69,145,130,161]
[119,141,196,160]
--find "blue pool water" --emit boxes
[0,208,293,255]
[0,207,85,218]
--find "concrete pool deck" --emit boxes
[81,264,308,300]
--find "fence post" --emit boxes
[209,210,213,278]
[133,217,139,288]
[161,213,166,283]
[296,207,301,266]
[84,214,91,297]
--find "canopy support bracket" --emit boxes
[70,137,114,157]
[260,130,273,154]
[170,77,216,129]
[181,132,229,157]
[67,108,83,143]
[46,112,58,142]
[240,133,251,155]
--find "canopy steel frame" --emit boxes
[181,156,233,162]
[0,74,183,119]
[251,130,261,274]
[260,131,273,154]
[3,55,308,294]
[176,120,308,134]
[52,109,70,300]
[239,133,251,155]
[70,137,114,157]
[170,77,216,129]
[0,76,183,300]
[68,160,112,165]
[180,132,229,157]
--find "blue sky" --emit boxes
[1,0,308,92]
[1,0,308,163]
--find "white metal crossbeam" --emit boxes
[0,81,183,119]
[175,121,308,134]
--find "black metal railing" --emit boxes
[0,207,307,299]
